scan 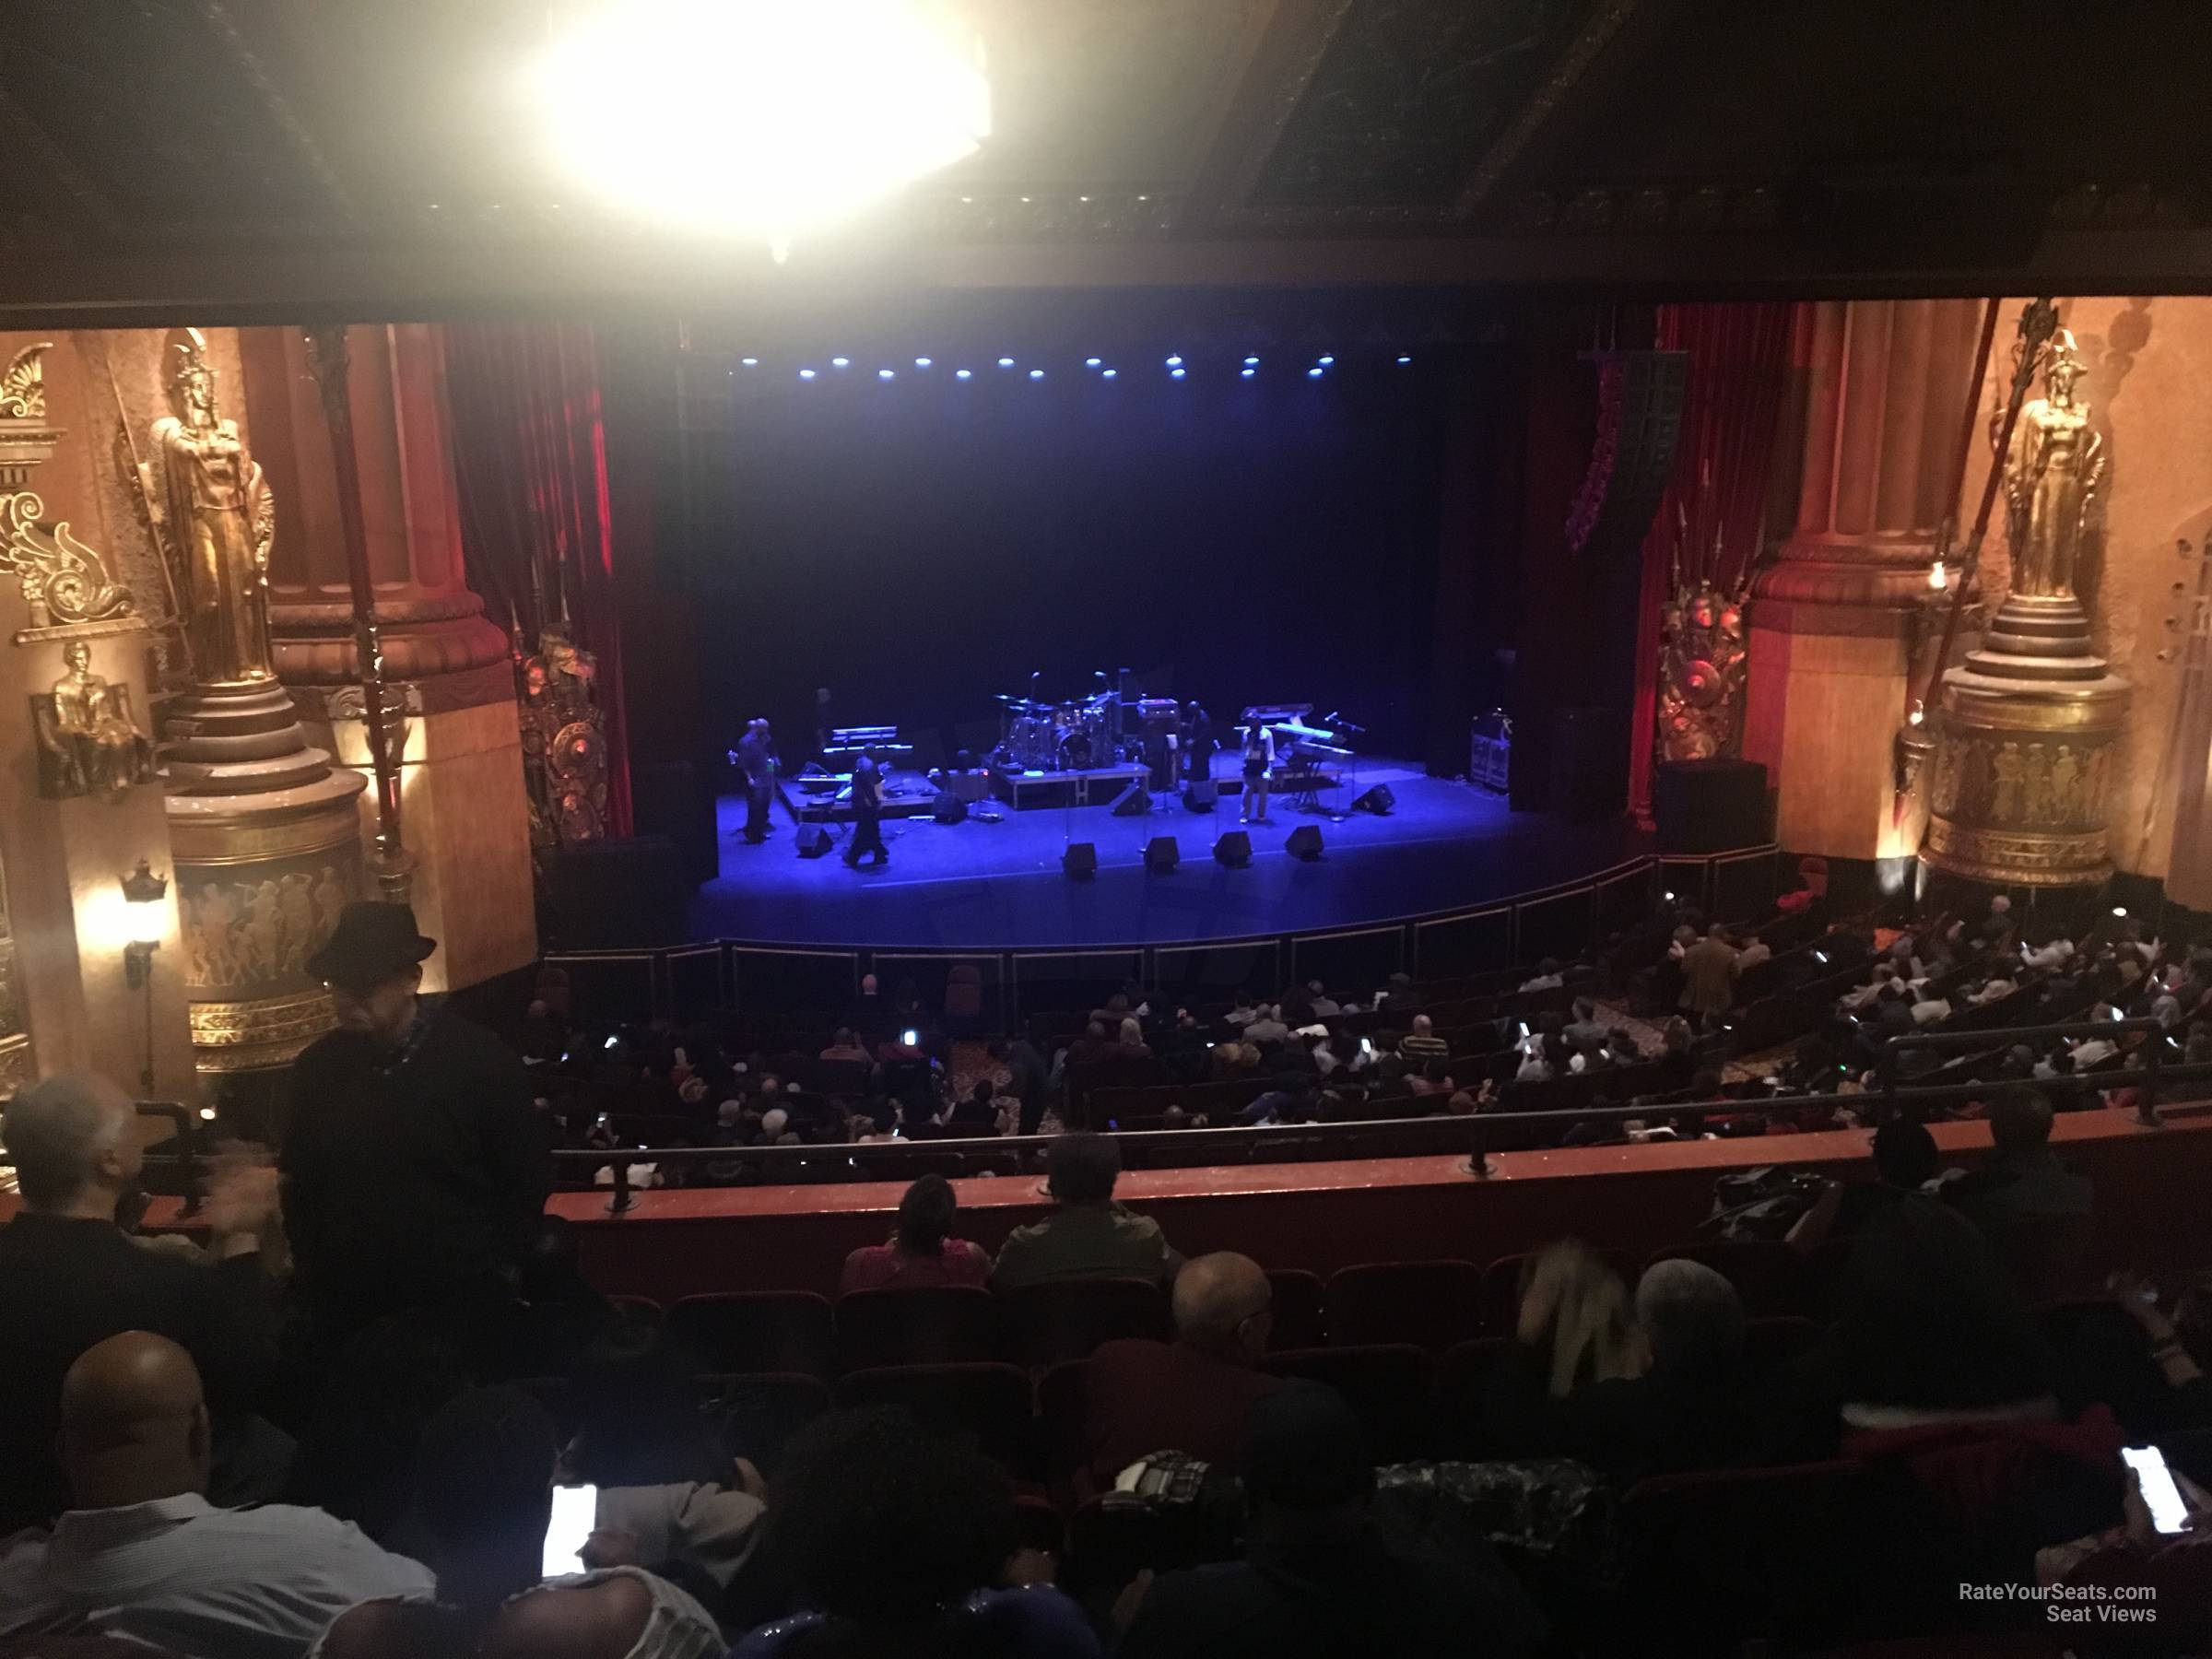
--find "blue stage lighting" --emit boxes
[1243,355,1260,366]
[799,369,817,380]
[877,369,895,380]
[1029,368,1045,380]
[1101,369,1118,379]
[997,357,1015,368]
[832,356,851,368]
[914,357,932,368]
[1240,367,1255,378]
[1085,357,1101,367]
[1317,354,1335,366]
[1171,368,1186,379]
[1306,367,1324,378]
[955,368,973,380]
[1166,354,1183,367]
[1395,354,1412,364]
[740,357,759,366]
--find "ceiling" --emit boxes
[5,0,2211,324]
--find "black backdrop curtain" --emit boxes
[444,322,633,835]
[661,356,1468,764]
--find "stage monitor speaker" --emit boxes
[931,793,968,825]
[1182,779,1218,811]
[628,760,715,886]
[1143,835,1179,873]
[1653,758,1771,853]
[1109,782,1151,817]
[1350,783,1395,816]
[1286,825,1324,861]
[545,836,686,949]
[1063,841,1098,878]
[794,823,835,859]
[1213,830,1252,867]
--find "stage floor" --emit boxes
[690,759,1648,948]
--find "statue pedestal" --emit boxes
[1921,592,2132,888]
[161,680,366,1077]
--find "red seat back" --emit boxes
[835,1286,1007,1372]
[1324,1259,1482,1351]
[665,1291,836,1377]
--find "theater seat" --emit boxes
[836,1362,1037,1477]
[1260,1344,1434,1463]
[691,1371,832,1473]
[665,1291,836,1378]
[1323,1260,1483,1351]
[1265,1268,1327,1350]
[1431,1338,1524,1461]
[835,1286,1007,1372]
[1742,1315,1821,1378]
[1614,1461,1865,1649]
[606,1294,665,1324]
[1035,1359,1091,1495]
[1003,1278,1171,1369]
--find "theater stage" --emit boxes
[690,759,1646,948]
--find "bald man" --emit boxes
[0,1333,431,1658]
[1081,1251,1285,1485]
[0,1070,278,1533]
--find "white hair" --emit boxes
[4,1071,134,1208]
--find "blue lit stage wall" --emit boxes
[661,349,1501,763]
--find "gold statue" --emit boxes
[143,329,276,685]
[1655,578,1749,761]
[1996,327,2105,600]
[34,641,156,797]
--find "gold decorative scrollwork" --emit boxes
[0,489,136,630]
[0,343,52,420]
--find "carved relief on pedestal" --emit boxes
[1655,580,1750,761]
[517,621,608,870]
[0,344,138,640]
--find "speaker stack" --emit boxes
[1143,836,1179,873]
[1286,826,1325,862]
[545,835,688,949]
[1213,830,1252,867]
[1653,759,1771,853]
[1062,841,1098,878]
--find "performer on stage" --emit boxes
[1182,701,1215,785]
[844,748,889,868]
[1240,721,1276,824]
[736,717,778,843]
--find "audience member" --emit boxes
[1397,1015,1448,1063]
[841,1174,991,1293]
[1678,926,1739,1024]
[988,1036,1053,1136]
[1515,1241,1647,1399]
[1787,1117,1940,1253]
[1947,1085,2094,1227]
[817,1030,868,1064]
[1083,1253,1285,1482]
[731,1408,1096,1656]
[1561,998,1606,1052]
[1243,1006,1290,1048]
[992,1135,1181,1289]
[0,1333,432,1657]
[0,1071,279,1533]
[284,903,552,1339]
[1554,1260,1753,1479]
[1116,1385,1547,1659]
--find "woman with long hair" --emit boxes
[1515,1240,1649,1398]
[838,1174,990,1294]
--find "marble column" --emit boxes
[1743,300,1983,864]
[237,325,535,991]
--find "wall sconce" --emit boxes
[120,859,168,989]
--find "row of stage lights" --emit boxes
[731,352,1416,382]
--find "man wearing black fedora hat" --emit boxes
[281,901,551,1336]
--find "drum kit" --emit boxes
[994,687,1127,772]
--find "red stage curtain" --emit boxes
[443,322,634,836]
[1627,302,1796,821]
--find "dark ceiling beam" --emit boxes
[199,0,363,227]
[0,86,123,250]
[1174,0,1352,236]
[1453,0,1655,216]
[6,226,2212,328]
